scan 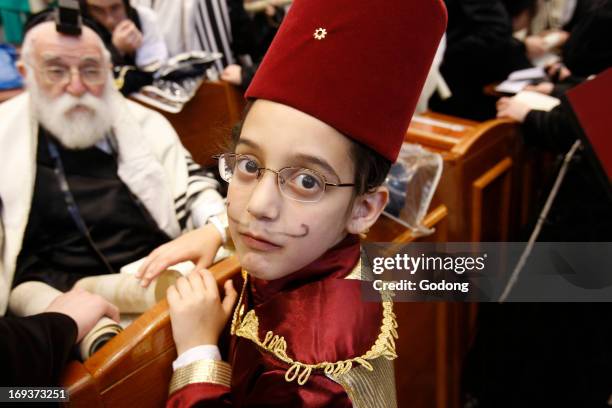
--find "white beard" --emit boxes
[27,71,120,150]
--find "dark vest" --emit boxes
[14,128,170,291]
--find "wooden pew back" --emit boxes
[133,81,246,167]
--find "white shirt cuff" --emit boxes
[208,214,228,244]
[191,194,226,229]
[172,345,221,371]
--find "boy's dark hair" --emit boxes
[349,140,392,195]
[227,103,392,197]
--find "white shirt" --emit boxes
[173,344,222,370]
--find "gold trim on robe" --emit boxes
[328,356,397,408]
[230,264,399,387]
[169,359,232,395]
[168,260,399,406]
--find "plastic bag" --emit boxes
[384,143,443,237]
[130,51,223,112]
[0,44,23,90]
[154,51,223,81]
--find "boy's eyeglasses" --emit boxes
[214,153,355,203]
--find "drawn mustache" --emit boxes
[228,213,309,239]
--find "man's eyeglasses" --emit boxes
[214,153,355,203]
[32,63,107,87]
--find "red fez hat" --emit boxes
[245,0,447,162]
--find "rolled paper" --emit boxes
[9,281,122,361]
[79,317,123,360]
[74,270,181,314]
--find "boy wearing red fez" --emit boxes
[161,0,447,406]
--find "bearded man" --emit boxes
[0,21,226,315]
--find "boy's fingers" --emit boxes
[195,251,215,270]
[142,259,168,285]
[221,280,238,315]
[199,269,219,297]
[137,249,162,280]
[167,285,179,303]
[195,258,207,270]
[175,276,192,296]
[187,269,206,294]
[137,247,163,278]
[135,258,148,278]
[139,277,152,288]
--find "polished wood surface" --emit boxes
[0,87,23,103]
[471,157,513,241]
[134,81,246,167]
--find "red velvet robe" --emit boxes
[167,235,396,407]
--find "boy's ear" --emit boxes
[346,186,389,236]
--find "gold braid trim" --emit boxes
[169,359,232,395]
[230,266,398,386]
[113,65,134,91]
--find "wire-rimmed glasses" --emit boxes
[214,153,355,203]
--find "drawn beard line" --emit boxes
[226,208,310,239]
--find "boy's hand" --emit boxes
[136,224,223,288]
[167,270,238,355]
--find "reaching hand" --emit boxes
[546,62,572,82]
[525,82,554,95]
[221,64,243,86]
[45,288,120,343]
[136,224,223,288]
[496,97,531,123]
[167,270,238,355]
